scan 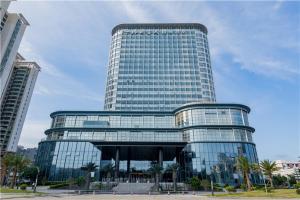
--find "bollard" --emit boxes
[149,191,151,195]
[193,191,195,195]
[168,191,170,195]
[78,190,81,195]
[93,190,95,195]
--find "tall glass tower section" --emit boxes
[104,23,216,111]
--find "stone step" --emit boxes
[112,183,154,194]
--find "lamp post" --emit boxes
[33,167,39,193]
[210,174,214,196]
[263,174,268,194]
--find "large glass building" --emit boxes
[36,23,260,185]
[104,23,216,111]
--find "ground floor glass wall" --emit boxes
[36,141,101,181]
[36,141,261,185]
[183,142,261,186]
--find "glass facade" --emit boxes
[183,142,260,185]
[104,24,216,112]
[36,103,260,185]
[37,141,101,181]
[51,113,175,129]
[36,24,260,186]
[175,107,249,127]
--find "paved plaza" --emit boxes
[1,194,298,200]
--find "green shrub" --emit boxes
[20,184,27,190]
[95,182,103,189]
[225,185,236,193]
[294,183,300,189]
[288,175,296,185]
[266,187,274,193]
[240,183,246,191]
[252,185,265,190]
[76,176,85,186]
[49,182,69,189]
[200,179,210,191]
[213,183,223,192]
[296,188,300,195]
[190,176,201,190]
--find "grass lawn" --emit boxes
[212,189,299,198]
[0,187,33,193]
[0,187,43,195]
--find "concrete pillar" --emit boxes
[176,148,181,164]
[115,147,120,180]
[127,147,131,182]
[158,148,163,181]
[158,147,163,167]
[175,148,181,182]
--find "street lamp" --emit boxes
[210,173,214,196]
[33,167,39,193]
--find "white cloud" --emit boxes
[18,120,50,148]
[119,1,155,22]
[272,0,284,11]
[19,39,103,102]
[151,2,299,81]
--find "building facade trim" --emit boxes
[112,23,208,35]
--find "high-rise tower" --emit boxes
[0,1,29,98]
[104,24,216,111]
[0,2,40,155]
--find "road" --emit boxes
[1,194,298,200]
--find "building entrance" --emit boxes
[97,144,185,182]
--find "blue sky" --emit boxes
[9,1,299,161]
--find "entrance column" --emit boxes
[175,147,181,182]
[127,147,131,182]
[158,147,163,167]
[115,146,120,180]
[158,147,163,181]
[176,147,181,164]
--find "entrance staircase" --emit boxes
[112,182,154,194]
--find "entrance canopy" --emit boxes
[93,142,186,161]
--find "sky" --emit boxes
[8,1,300,161]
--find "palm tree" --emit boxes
[236,156,252,191]
[1,153,13,186]
[10,155,30,188]
[101,163,114,181]
[166,163,180,192]
[260,160,278,188]
[149,162,163,192]
[81,162,98,190]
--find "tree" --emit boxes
[10,155,30,188]
[101,163,114,181]
[166,163,180,191]
[149,162,163,192]
[80,162,98,190]
[190,176,201,190]
[200,179,210,191]
[288,175,296,186]
[273,174,287,187]
[22,166,38,183]
[236,156,252,191]
[260,160,278,188]
[1,153,13,186]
